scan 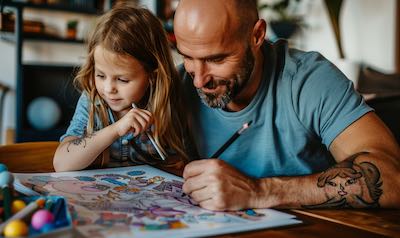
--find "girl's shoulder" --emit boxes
[78,92,103,107]
[80,91,95,102]
[77,92,90,105]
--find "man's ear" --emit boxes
[251,19,266,48]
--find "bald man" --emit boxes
[174,0,400,211]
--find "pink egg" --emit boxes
[31,209,55,230]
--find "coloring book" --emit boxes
[13,165,301,238]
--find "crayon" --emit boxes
[0,171,14,220]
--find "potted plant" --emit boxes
[324,0,360,87]
[258,0,303,39]
[66,20,79,39]
[324,0,344,59]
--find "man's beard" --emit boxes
[196,46,255,109]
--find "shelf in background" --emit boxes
[1,0,96,143]
[1,0,101,15]
[18,127,68,142]
[21,64,80,74]
[0,31,85,43]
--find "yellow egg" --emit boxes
[4,219,29,237]
[11,200,26,214]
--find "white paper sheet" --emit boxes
[13,165,301,237]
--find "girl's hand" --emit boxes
[113,108,153,137]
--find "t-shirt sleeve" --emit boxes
[290,52,373,148]
[60,93,90,142]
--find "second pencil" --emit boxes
[211,121,253,158]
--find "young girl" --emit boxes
[53,4,192,171]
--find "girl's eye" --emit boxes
[95,74,104,79]
[118,78,129,83]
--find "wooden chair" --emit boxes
[0,141,59,173]
[366,95,400,144]
[358,66,400,95]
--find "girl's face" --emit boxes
[94,45,150,118]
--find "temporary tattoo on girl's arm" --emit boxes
[302,152,383,209]
[67,133,96,152]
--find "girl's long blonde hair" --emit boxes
[74,3,189,162]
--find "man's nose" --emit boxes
[192,61,210,88]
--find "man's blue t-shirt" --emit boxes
[180,40,373,178]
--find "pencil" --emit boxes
[211,121,252,158]
[131,103,167,161]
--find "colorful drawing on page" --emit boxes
[13,165,301,238]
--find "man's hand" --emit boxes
[182,159,260,211]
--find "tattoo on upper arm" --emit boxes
[66,133,95,152]
[302,152,383,209]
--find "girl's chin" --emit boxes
[114,107,131,117]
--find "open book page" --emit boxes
[13,165,301,238]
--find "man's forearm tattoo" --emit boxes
[302,152,382,209]
[67,132,96,152]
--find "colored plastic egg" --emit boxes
[0,163,8,172]
[4,219,29,237]
[40,223,56,233]
[31,209,54,230]
[11,199,26,214]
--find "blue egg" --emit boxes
[0,164,8,172]
[40,223,55,233]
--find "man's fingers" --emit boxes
[182,176,208,195]
[189,187,213,203]
[182,168,217,193]
[183,159,220,179]
[199,199,225,211]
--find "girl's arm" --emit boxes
[53,108,153,172]
[53,124,119,172]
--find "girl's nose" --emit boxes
[104,79,117,93]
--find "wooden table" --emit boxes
[1,145,399,238]
[35,208,400,238]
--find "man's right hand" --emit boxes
[182,159,262,211]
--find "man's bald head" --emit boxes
[174,0,259,42]
[234,0,259,37]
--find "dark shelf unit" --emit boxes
[1,0,101,14]
[1,1,100,142]
[19,64,81,141]
[0,31,85,43]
